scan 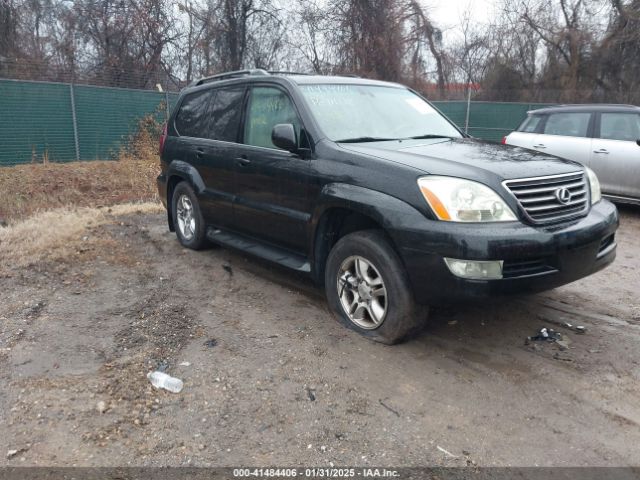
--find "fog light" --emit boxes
[444,258,503,279]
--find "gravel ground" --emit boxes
[1,205,639,467]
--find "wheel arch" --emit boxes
[310,183,425,285]
[165,160,206,232]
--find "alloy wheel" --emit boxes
[176,194,196,240]
[336,255,388,329]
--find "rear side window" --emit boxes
[543,113,591,137]
[208,87,245,142]
[599,113,640,141]
[174,90,214,138]
[244,87,300,149]
[517,115,542,133]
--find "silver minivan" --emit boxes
[505,105,640,204]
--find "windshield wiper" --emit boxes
[335,136,399,143]
[405,134,455,140]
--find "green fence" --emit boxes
[432,100,554,142]
[0,79,179,165]
[0,79,553,166]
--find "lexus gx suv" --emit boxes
[157,70,618,344]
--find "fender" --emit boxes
[166,159,206,194]
[164,160,207,232]
[312,183,429,234]
[310,183,429,281]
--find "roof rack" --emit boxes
[189,69,364,88]
[554,103,639,108]
[267,70,310,76]
[191,69,269,86]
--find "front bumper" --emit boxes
[394,200,619,305]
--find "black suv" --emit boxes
[157,70,618,344]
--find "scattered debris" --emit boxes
[179,361,191,367]
[0,218,7,228]
[306,387,316,401]
[526,327,562,344]
[448,320,458,326]
[6,446,28,459]
[96,400,108,414]
[437,445,458,458]
[378,399,400,417]
[222,263,233,276]
[147,371,184,393]
[563,322,587,334]
[203,338,218,348]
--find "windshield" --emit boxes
[299,84,462,142]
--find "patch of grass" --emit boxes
[0,203,163,272]
[0,158,161,223]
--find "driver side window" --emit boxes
[244,87,300,149]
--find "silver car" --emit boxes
[505,105,640,204]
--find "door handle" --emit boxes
[235,155,251,167]
[195,148,204,159]
[533,144,546,149]
[593,149,609,154]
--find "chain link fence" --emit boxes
[0,79,179,165]
[432,100,554,142]
[0,78,556,166]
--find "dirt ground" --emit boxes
[1,203,639,467]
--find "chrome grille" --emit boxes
[504,172,589,224]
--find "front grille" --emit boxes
[503,258,557,278]
[503,172,589,224]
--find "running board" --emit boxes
[206,227,311,273]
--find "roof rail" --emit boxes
[267,70,310,76]
[191,69,269,86]
[554,103,639,108]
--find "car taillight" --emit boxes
[159,123,168,155]
[501,136,507,145]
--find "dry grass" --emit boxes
[0,202,163,271]
[0,114,165,271]
[0,158,160,222]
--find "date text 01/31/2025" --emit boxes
[232,468,400,478]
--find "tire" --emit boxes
[171,182,209,250]
[325,230,428,345]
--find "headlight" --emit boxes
[418,176,517,222]
[585,167,601,204]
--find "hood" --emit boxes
[340,138,583,181]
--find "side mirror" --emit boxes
[271,124,298,153]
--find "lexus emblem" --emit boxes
[555,187,572,205]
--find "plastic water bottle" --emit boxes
[147,371,183,393]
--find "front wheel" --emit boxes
[325,230,428,344]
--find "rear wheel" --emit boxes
[325,230,428,344]
[171,182,208,250]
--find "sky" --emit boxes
[428,0,493,40]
